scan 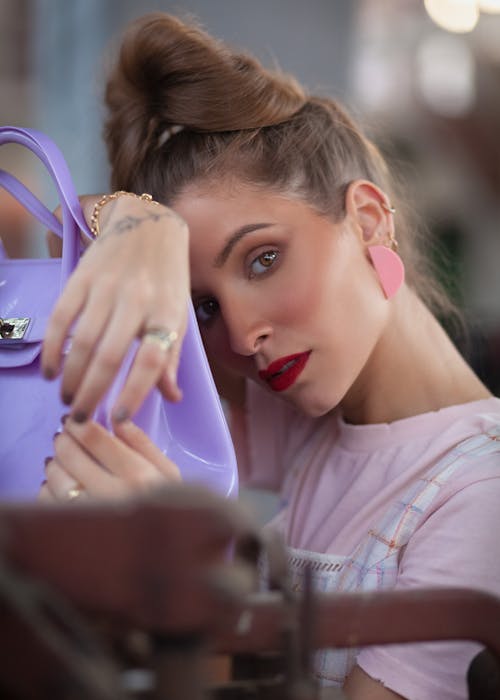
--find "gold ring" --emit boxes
[67,485,83,501]
[141,327,178,352]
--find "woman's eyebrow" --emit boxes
[214,222,274,268]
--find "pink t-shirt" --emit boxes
[232,383,500,700]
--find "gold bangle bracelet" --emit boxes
[90,190,159,238]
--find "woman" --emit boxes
[40,13,500,699]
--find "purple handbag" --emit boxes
[0,126,238,500]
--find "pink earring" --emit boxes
[368,245,405,299]
[367,201,405,299]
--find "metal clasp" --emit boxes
[0,317,30,340]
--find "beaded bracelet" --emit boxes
[90,190,159,238]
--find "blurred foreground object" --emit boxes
[0,484,499,699]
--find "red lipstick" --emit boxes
[258,351,311,392]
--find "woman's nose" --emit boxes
[223,300,271,356]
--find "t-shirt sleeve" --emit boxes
[356,470,500,700]
[230,380,307,492]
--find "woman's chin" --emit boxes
[285,388,341,418]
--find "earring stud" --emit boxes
[381,202,396,214]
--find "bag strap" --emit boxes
[0,126,93,288]
[0,170,63,237]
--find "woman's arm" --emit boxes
[344,666,405,700]
[41,192,190,423]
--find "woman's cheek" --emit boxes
[269,268,324,327]
[200,324,244,374]
[277,289,314,325]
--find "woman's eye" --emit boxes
[249,250,279,277]
[194,298,219,325]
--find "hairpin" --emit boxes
[157,124,185,148]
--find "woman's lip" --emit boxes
[259,352,308,379]
[258,351,311,392]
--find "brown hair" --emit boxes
[104,12,456,319]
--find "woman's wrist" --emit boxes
[87,191,187,241]
[90,191,159,238]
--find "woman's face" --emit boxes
[173,181,389,417]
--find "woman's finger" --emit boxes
[111,326,183,422]
[41,269,89,379]
[42,196,104,378]
[63,419,172,490]
[112,420,181,481]
[59,290,113,406]
[51,431,124,498]
[155,328,185,402]
[67,297,147,421]
[44,456,91,501]
[38,480,56,503]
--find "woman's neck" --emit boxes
[340,288,491,425]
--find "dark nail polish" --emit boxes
[61,414,69,425]
[43,367,55,380]
[72,411,87,423]
[53,432,61,441]
[113,407,129,423]
[41,479,47,487]
[44,457,52,467]
[62,392,73,406]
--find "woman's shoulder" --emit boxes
[436,398,500,477]
[428,410,500,509]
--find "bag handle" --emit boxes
[0,126,93,288]
[0,169,63,237]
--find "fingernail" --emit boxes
[41,479,47,486]
[44,457,52,467]
[113,407,129,423]
[61,414,69,425]
[72,411,87,423]
[62,392,73,406]
[43,367,55,380]
[53,432,61,441]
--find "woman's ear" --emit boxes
[345,180,394,247]
[345,180,405,300]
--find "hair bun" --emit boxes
[105,12,306,176]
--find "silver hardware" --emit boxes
[0,317,30,341]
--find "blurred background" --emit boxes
[1,0,500,397]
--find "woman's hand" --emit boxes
[41,193,190,423]
[39,417,181,502]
